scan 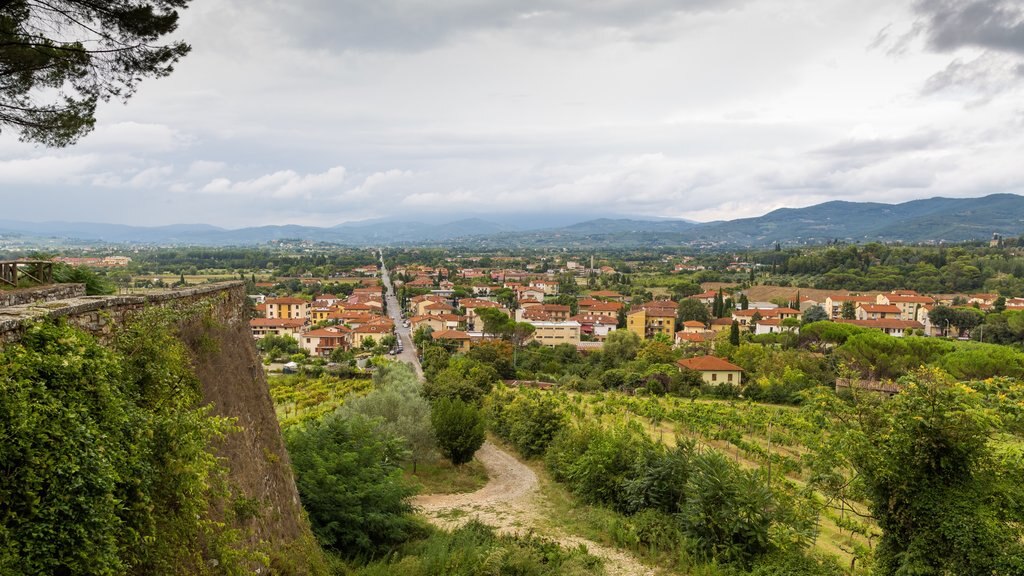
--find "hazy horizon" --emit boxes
[2,0,1023,228]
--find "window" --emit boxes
[727,373,733,382]
[711,373,717,382]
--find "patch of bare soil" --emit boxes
[413,442,656,576]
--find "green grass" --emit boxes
[404,458,488,495]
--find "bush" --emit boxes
[285,413,421,557]
[0,314,246,574]
[486,388,566,458]
[352,519,603,576]
[545,422,659,513]
[681,451,775,565]
[431,398,486,466]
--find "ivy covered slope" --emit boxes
[0,306,327,575]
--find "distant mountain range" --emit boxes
[2,194,1022,248]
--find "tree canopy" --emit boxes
[0,0,191,146]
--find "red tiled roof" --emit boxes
[304,328,349,338]
[432,329,470,340]
[570,314,618,324]
[250,318,306,328]
[858,304,901,313]
[266,297,308,305]
[884,294,935,304]
[677,356,742,372]
[837,319,925,330]
[354,324,393,334]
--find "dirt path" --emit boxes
[413,442,656,576]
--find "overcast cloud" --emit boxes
[2,0,1023,227]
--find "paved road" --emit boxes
[379,250,423,379]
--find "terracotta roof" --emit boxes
[643,299,678,309]
[858,304,901,313]
[432,329,470,340]
[682,320,706,328]
[711,317,734,325]
[570,314,618,324]
[583,302,622,312]
[677,356,743,372]
[354,324,393,334]
[884,294,935,304]
[459,298,502,308]
[250,318,306,328]
[676,332,709,342]
[836,319,925,330]
[828,294,876,302]
[266,297,308,305]
[630,308,675,318]
[303,328,349,338]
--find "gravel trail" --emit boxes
[413,441,656,576]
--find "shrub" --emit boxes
[0,315,246,574]
[352,520,603,576]
[681,451,775,566]
[431,398,486,466]
[487,388,566,458]
[285,414,420,557]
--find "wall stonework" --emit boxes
[0,282,247,343]
[0,283,86,308]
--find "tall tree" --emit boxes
[1,0,192,146]
[431,398,485,466]
[677,299,711,325]
[806,369,1024,575]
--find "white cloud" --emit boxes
[0,155,99,185]
[200,166,347,199]
[84,122,193,153]
[2,0,1023,227]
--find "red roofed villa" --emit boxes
[677,356,743,386]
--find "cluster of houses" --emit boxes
[246,258,1017,387]
[249,284,394,357]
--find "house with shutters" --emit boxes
[677,356,743,386]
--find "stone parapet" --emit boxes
[0,281,247,344]
[0,283,86,308]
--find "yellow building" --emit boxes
[626,308,676,340]
[677,356,743,386]
[527,321,581,346]
[265,297,311,320]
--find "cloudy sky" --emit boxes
[3,0,1024,228]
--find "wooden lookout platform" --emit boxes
[0,260,54,288]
